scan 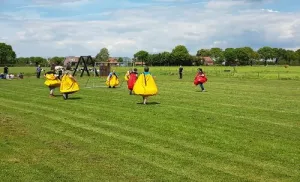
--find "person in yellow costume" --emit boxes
[133,66,158,104]
[106,70,119,88]
[60,70,80,100]
[44,69,61,97]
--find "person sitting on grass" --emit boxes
[133,66,158,105]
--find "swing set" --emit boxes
[72,56,123,88]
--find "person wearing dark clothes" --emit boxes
[58,69,63,80]
[36,65,42,78]
[18,73,24,79]
[179,65,183,79]
[4,66,8,79]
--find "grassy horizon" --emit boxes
[3,65,300,81]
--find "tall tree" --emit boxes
[0,42,16,65]
[95,48,110,62]
[257,46,275,66]
[285,50,296,65]
[160,51,171,66]
[134,50,149,66]
[210,48,224,64]
[191,56,202,66]
[171,45,192,66]
[196,49,211,57]
[117,57,124,62]
[296,49,300,65]
[224,48,236,65]
[273,48,287,64]
[235,48,250,65]
[50,57,64,65]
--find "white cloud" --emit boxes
[0,0,299,57]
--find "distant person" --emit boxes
[127,68,138,95]
[18,73,24,79]
[179,65,183,79]
[4,66,8,79]
[106,70,119,88]
[58,69,63,80]
[133,66,158,104]
[36,65,42,78]
[193,68,207,92]
[124,69,132,81]
[66,62,72,70]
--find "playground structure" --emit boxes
[71,56,123,88]
[72,56,91,77]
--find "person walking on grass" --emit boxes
[179,65,183,79]
[127,68,138,95]
[193,68,207,92]
[44,69,61,97]
[36,65,42,78]
[133,66,158,105]
[60,69,80,100]
[4,66,8,79]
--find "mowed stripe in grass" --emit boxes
[1,75,300,181]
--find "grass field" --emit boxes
[1,66,300,181]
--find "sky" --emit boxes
[0,0,299,58]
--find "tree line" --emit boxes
[1,42,300,67]
[133,45,300,66]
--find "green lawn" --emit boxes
[0,66,300,181]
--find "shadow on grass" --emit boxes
[66,97,82,100]
[136,102,160,105]
[53,94,63,97]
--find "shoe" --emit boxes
[202,90,206,92]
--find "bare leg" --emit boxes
[143,96,147,105]
[49,87,55,97]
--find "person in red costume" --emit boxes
[128,68,138,95]
[194,68,207,92]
